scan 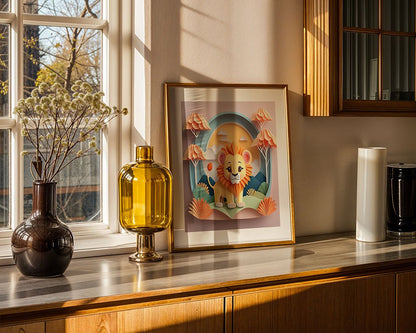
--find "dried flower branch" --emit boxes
[14,78,128,182]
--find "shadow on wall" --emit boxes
[150,0,224,83]
[133,0,416,238]
[132,0,224,160]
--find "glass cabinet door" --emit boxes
[343,32,378,100]
[342,0,416,104]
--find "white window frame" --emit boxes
[0,0,135,262]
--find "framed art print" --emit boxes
[164,83,295,251]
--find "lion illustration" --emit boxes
[207,144,253,209]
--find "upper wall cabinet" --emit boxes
[304,0,416,116]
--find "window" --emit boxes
[304,0,416,116]
[0,1,133,254]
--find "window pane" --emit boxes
[343,32,379,100]
[343,0,378,29]
[0,129,9,229]
[23,25,102,94]
[23,134,102,223]
[0,24,8,117]
[23,0,101,18]
[383,0,415,32]
[382,36,415,101]
[0,0,8,12]
[23,24,102,223]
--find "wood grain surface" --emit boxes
[0,322,44,333]
[46,313,117,333]
[397,270,416,333]
[118,297,224,333]
[233,274,396,333]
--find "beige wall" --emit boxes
[138,0,416,240]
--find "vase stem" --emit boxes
[129,233,163,262]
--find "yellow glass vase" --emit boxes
[118,146,173,262]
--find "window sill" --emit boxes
[0,232,137,266]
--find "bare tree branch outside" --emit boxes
[20,0,103,224]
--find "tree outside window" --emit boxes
[0,0,105,226]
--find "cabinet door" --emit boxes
[118,297,225,333]
[397,271,416,333]
[0,322,44,333]
[46,313,116,333]
[233,274,395,333]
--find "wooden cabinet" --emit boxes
[233,274,396,333]
[46,313,117,333]
[0,322,44,333]
[42,296,228,333]
[2,270,416,332]
[118,297,226,333]
[397,271,416,333]
[304,0,416,116]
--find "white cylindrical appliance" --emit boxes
[356,147,387,242]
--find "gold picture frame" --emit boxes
[164,83,295,252]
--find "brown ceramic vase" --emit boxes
[11,181,74,277]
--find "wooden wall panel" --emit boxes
[304,0,330,116]
[397,271,416,333]
[233,274,395,333]
[46,313,117,333]
[118,298,225,333]
[304,0,339,116]
[0,322,44,333]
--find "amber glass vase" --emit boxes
[119,146,173,262]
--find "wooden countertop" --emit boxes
[1,233,416,320]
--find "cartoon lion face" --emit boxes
[221,152,250,184]
[216,144,253,198]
